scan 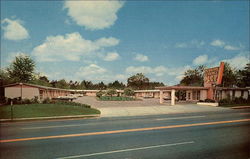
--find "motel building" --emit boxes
[2,62,250,105]
[157,62,249,105]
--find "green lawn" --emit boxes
[99,96,135,101]
[0,104,100,119]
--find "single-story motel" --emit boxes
[2,62,250,105]
[2,83,249,106]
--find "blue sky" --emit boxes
[1,0,249,85]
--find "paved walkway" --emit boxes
[75,96,229,117]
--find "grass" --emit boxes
[0,104,100,119]
[99,96,135,101]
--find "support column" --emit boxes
[171,89,175,106]
[160,90,163,104]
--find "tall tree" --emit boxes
[54,79,70,89]
[80,80,93,90]
[180,65,205,86]
[221,62,237,87]
[7,55,35,82]
[107,80,125,89]
[30,75,52,87]
[127,73,149,90]
[236,63,250,87]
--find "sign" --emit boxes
[204,62,224,86]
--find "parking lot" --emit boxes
[74,96,229,117]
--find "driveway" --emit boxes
[74,96,229,117]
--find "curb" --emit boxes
[0,114,100,122]
[231,106,250,109]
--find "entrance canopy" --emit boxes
[156,86,209,105]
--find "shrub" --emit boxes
[22,98,32,104]
[204,99,216,103]
[31,96,39,104]
[198,100,204,102]
[123,88,135,97]
[106,89,117,97]
[96,91,105,98]
[0,96,7,104]
[42,97,51,104]
[219,98,232,105]
[233,97,247,104]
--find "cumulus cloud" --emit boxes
[103,52,120,61]
[31,32,119,62]
[76,64,107,77]
[75,64,127,82]
[223,53,249,69]
[175,40,205,48]
[134,54,149,62]
[125,65,191,77]
[1,18,29,40]
[192,54,208,65]
[95,37,120,47]
[224,45,240,51]
[210,39,225,47]
[210,39,242,51]
[64,1,124,30]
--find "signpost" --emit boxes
[204,62,224,100]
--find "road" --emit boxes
[0,109,250,159]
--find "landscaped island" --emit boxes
[96,88,136,101]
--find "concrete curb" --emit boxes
[231,106,250,109]
[0,114,100,122]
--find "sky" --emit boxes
[1,0,249,85]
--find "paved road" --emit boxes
[0,109,250,159]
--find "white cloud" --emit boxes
[76,64,107,77]
[64,1,124,30]
[210,39,242,51]
[95,37,120,47]
[223,53,249,69]
[224,45,240,51]
[175,40,205,48]
[125,65,191,77]
[103,52,120,61]
[175,43,188,48]
[6,52,29,63]
[134,54,149,62]
[210,39,225,47]
[31,32,119,62]
[193,54,208,65]
[1,18,29,40]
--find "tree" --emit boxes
[148,82,165,89]
[80,80,93,90]
[7,55,35,82]
[123,88,135,96]
[236,63,250,87]
[30,75,52,87]
[108,80,125,89]
[106,88,117,97]
[180,65,205,86]
[221,63,237,87]
[54,79,70,89]
[127,73,149,90]
[95,82,107,90]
